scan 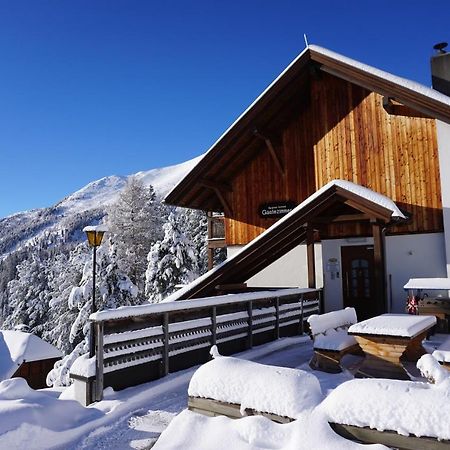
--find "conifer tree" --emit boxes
[107,176,161,294]
[47,238,139,386]
[145,211,197,302]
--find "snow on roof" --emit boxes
[91,288,313,322]
[313,180,406,218]
[0,331,62,380]
[404,278,450,290]
[166,44,450,204]
[309,45,450,107]
[165,179,404,302]
[322,377,450,441]
[188,349,322,419]
[348,314,436,338]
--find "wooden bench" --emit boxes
[187,347,322,423]
[432,336,450,371]
[307,307,360,373]
[330,422,450,450]
[188,396,294,424]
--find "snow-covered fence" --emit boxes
[72,288,321,405]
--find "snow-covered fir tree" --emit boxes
[183,208,208,276]
[107,176,162,294]
[3,252,51,334]
[47,238,139,386]
[145,211,198,302]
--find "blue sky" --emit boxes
[0,0,448,217]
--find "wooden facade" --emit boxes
[225,73,441,246]
[13,358,60,389]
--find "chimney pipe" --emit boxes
[431,42,450,96]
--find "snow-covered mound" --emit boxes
[322,377,450,440]
[0,378,102,439]
[188,348,322,419]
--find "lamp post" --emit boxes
[83,225,107,358]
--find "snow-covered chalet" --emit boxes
[165,44,450,321]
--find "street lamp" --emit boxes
[83,225,108,358]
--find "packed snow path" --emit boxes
[71,336,318,450]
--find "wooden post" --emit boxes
[207,212,214,271]
[95,321,104,402]
[274,297,280,339]
[247,301,253,349]
[162,312,169,376]
[372,220,387,315]
[300,294,304,335]
[319,289,324,314]
[207,247,214,271]
[211,306,217,347]
[306,226,316,288]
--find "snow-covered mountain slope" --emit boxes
[0,156,201,259]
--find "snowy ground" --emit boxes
[0,336,317,449]
[0,334,446,449]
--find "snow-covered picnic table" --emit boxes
[348,314,436,380]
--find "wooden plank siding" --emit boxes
[225,72,442,246]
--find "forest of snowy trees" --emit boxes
[0,176,225,386]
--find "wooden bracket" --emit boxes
[383,96,432,119]
[253,129,285,177]
[200,179,233,217]
[199,178,232,192]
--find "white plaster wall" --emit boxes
[227,244,323,289]
[437,120,450,276]
[385,233,447,311]
[228,233,446,314]
[321,233,447,314]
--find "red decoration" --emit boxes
[406,295,419,315]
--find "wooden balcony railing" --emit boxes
[71,288,322,405]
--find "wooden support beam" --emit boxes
[313,213,370,223]
[207,247,214,271]
[253,129,285,176]
[383,96,433,119]
[162,312,169,377]
[247,301,253,349]
[372,220,387,315]
[95,322,104,402]
[200,181,233,216]
[306,226,316,289]
[199,178,232,193]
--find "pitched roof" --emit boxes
[0,330,62,380]
[165,45,450,211]
[165,180,405,301]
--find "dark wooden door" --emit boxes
[341,245,376,320]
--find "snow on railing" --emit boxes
[79,288,321,404]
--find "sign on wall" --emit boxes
[258,201,297,218]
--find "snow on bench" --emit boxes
[322,356,450,448]
[307,308,359,373]
[432,335,450,368]
[187,346,322,422]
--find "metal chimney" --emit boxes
[431,42,450,96]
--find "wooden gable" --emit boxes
[165,46,449,245]
[226,72,441,245]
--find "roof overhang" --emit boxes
[165,45,450,212]
[165,180,405,301]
